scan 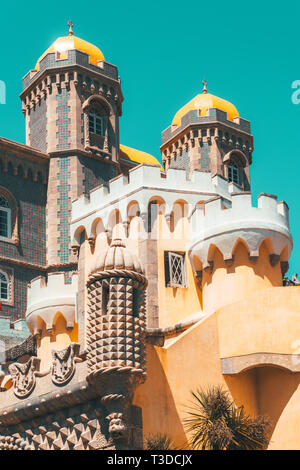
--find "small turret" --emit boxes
[189,192,292,314]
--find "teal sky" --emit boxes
[0,0,300,275]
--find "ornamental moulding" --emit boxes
[51,343,81,386]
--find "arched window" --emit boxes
[88,108,103,136]
[0,271,9,301]
[0,195,11,238]
[228,162,241,185]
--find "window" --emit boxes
[0,271,9,301]
[164,251,187,288]
[101,283,109,315]
[88,108,103,136]
[148,201,158,233]
[0,196,11,238]
[228,163,241,185]
[133,286,143,317]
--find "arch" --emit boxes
[148,195,166,211]
[196,199,206,207]
[52,311,74,333]
[127,200,142,238]
[191,253,203,272]
[34,315,46,336]
[82,94,113,116]
[171,198,188,215]
[232,237,250,257]
[223,150,248,187]
[90,217,105,237]
[107,209,124,239]
[72,225,87,245]
[222,354,300,375]
[107,208,122,229]
[223,149,248,168]
[170,199,188,233]
[207,243,218,263]
[89,217,106,250]
[127,200,141,221]
[259,237,275,256]
[147,198,164,234]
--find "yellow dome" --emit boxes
[172,92,239,127]
[35,35,105,71]
[120,144,163,169]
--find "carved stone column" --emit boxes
[86,239,147,449]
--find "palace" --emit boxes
[0,23,299,450]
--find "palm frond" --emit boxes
[144,433,173,450]
[183,385,270,450]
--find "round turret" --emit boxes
[189,192,292,314]
[89,239,143,274]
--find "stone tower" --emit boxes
[160,81,254,190]
[20,24,123,267]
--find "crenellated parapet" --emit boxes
[71,163,243,245]
[189,191,292,272]
[26,272,78,335]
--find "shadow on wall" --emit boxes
[205,240,283,287]
[133,344,189,450]
[225,365,300,449]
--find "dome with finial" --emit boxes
[34,21,105,71]
[172,80,239,127]
[90,239,143,274]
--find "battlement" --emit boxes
[26,272,78,335]
[197,192,289,230]
[22,49,119,92]
[71,164,242,240]
[189,192,292,267]
[162,108,251,145]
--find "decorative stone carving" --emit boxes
[0,397,143,450]
[51,343,80,386]
[107,412,128,441]
[8,357,40,398]
[86,240,147,376]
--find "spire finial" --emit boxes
[68,20,74,36]
[202,79,207,94]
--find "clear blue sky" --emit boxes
[1,0,300,275]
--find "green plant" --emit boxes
[144,433,173,450]
[183,385,270,450]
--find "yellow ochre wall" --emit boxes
[134,287,300,450]
[133,233,300,450]
[156,212,203,328]
[133,313,260,448]
[202,241,283,314]
[63,217,299,450]
[37,316,78,370]
[256,367,300,450]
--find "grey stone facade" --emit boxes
[29,97,47,153]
